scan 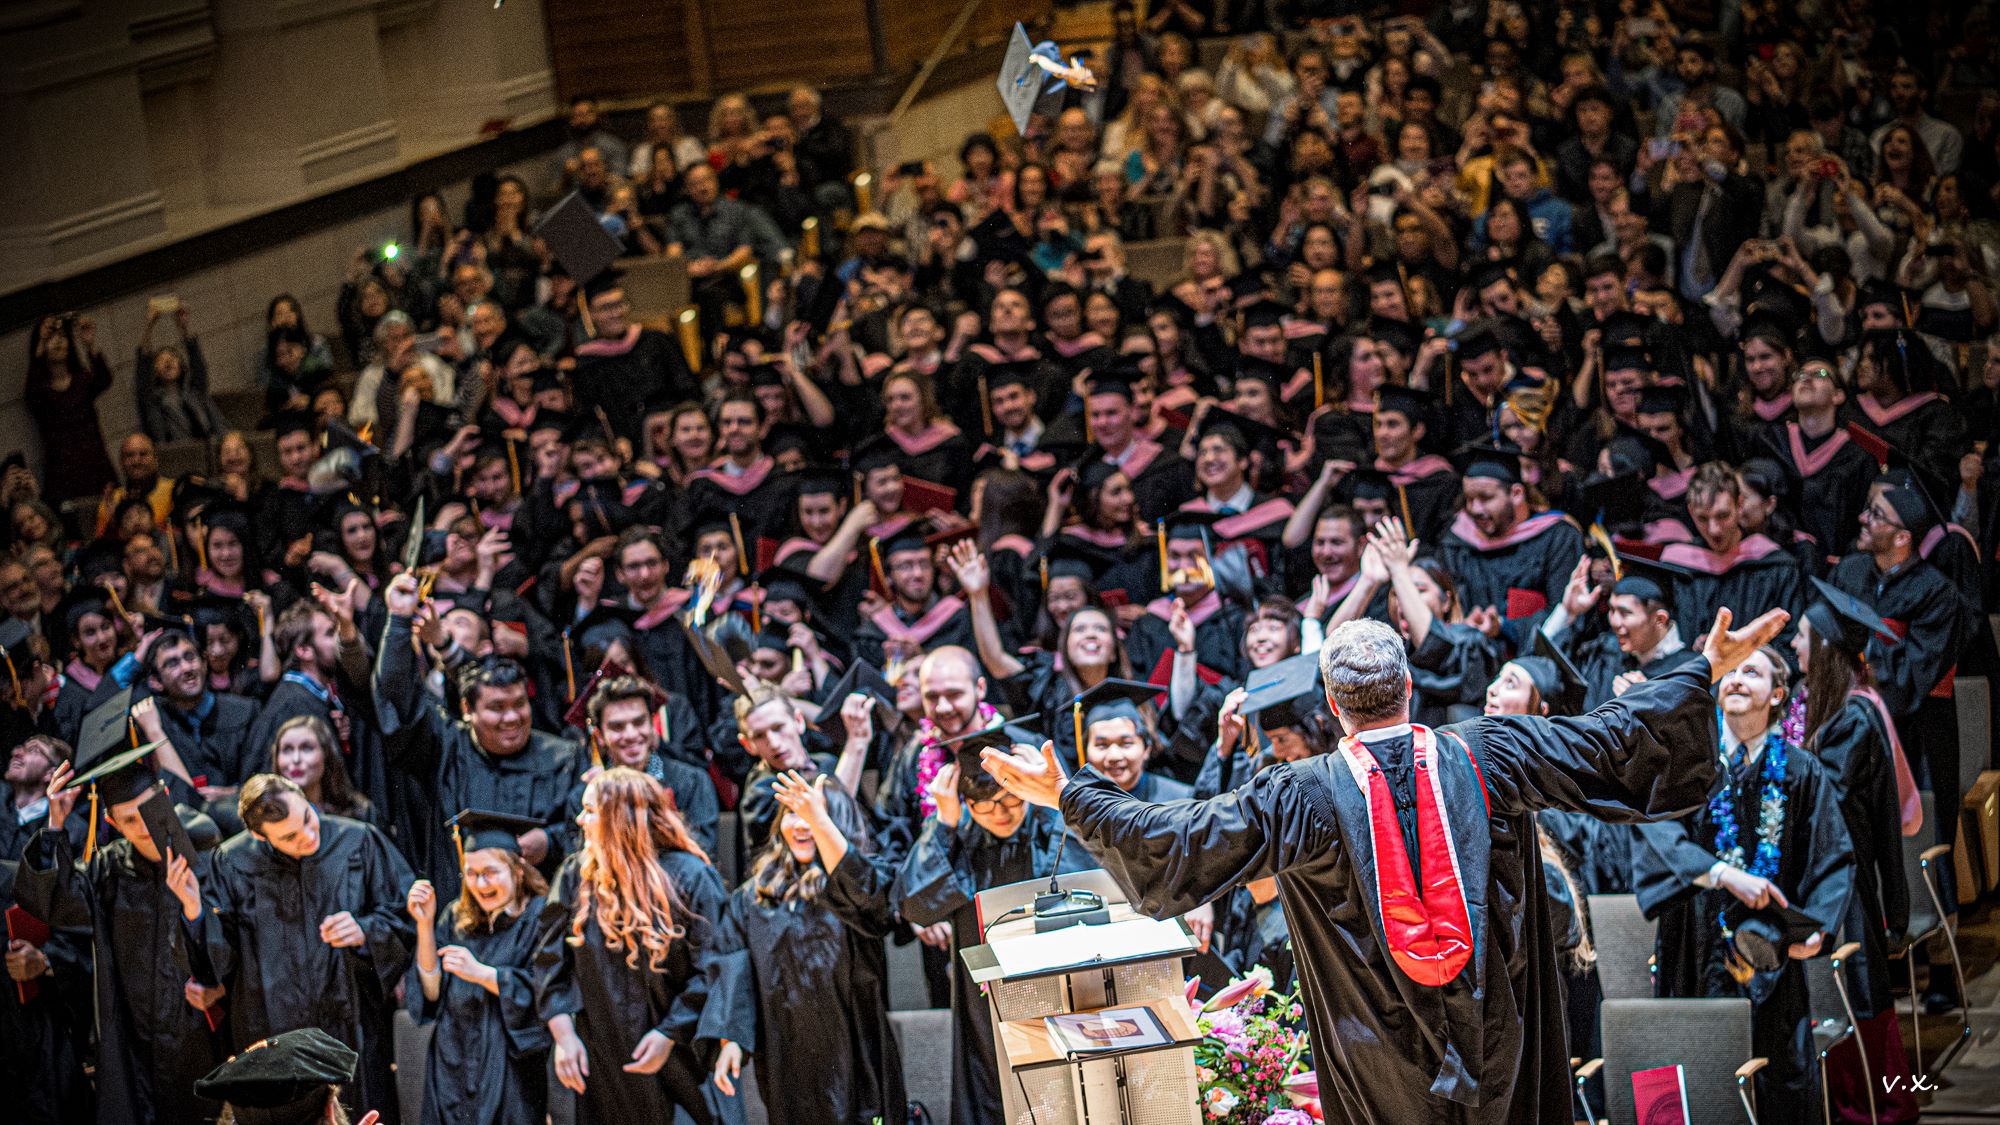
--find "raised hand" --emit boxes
[45,762,78,829]
[979,739,1066,810]
[1560,556,1603,619]
[384,573,421,617]
[772,770,831,824]
[946,540,988,597]
[1367,517,1417,572]
[1465,605,1502,638]
[1168,597,1196,654]
[407,879,437,927]
[928,762,964,826]
[1702,607,1791,682]
[839,693,874,745]
[165,849,204,921]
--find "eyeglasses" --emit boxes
[968,793,1024,815]
[1859,505,1905,531]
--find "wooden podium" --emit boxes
[962,871,1204,1125]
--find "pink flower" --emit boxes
[1263,1111,1315,1125]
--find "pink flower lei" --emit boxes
[915,703,1001,816]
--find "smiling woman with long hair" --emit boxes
[538,768,727,1124]
[706,774,906,1124]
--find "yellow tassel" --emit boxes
[84,786,99,863]
[977,374,993,437]
[1039,558,1049,595]
[562,632,576,703]
[1312,351,1324,409]
[1588,523,1623,581]
[1396,484,1413,535]
[452,822,464,869]
[1072,698,1085,758]
[729,513,748,577]
[1156,520,1168,590]
[506,441,521,496]
[868,539,887,594]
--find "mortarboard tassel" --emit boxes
[1072,696,1084,757]
[728,513,749,577]
[1588,523,1622,581]
[1156,519,1168,591]
[801,216,820,258]
[577,291,596,339]
[749,587,762,633]
[868,538,887,594]
[1039,557,1049,595]
[452,821,465,869]
[83,785,100,864]
[1396,484,1413,536]
[1312,351,1324,409]
[1,650,17,707]
[562,631,576,703]
[505,440,521,496]
[977,374,993,437]
[587,724,604,771]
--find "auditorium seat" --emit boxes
[1585,894,1655,1000]
[891,1007,954,1119]
[1578,997,1762,1125]
[1803,941,1869,1125]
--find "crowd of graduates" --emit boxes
[6,1,2000,1123]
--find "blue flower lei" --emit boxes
[1709,725,1787,946]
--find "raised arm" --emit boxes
[947,541,1026,679]
[982,740,1331,919]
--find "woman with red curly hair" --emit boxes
[537,767,728,1123]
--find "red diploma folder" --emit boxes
[1630,1063,1689,1125]
[899,477,958,514]
[6,904,51,1004]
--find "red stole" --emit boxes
[991,534,1036,558]
[633,590,691,631]
[886,421,962,457]
[869,596,966,646]
[689,456,775,495]
[1856,392,1940,428]
[773,537,821,565]
[866,513,918,540]
[968,341,1042,365]
[1852,687,1923,836]
[1337,726,1479,987]
[1209,499,1297,539]
[1061,526,1130,549]
[1786,423,1850,478]
[1750,393,1793,422]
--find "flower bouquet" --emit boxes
[1190,967,1318,1123]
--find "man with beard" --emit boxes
[244,588,390,834]
[1437,444,1584,623]
[1083,368,1195,522]
[568,272,698,451]
[851,529,974,673]
[134,627,260,816]
[679,393,791,544]
[1758,359,1876,569]
[375,574,582,894]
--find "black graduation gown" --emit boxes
[1122,597,1251,688]
[892,805,1094,1125]
[1843,394,1970,495]
[1059,660,1726,1125]
[16,819,225,1125]
[1553,623,1703,712]
[1108,441,1197,524]
[535,849,729,1125]
[152,690,262,791]
[708,851,907,1125]
[1437,513,1587,621]
[1808,699,1909,1019]
[1829,552,1974,828]
[1634,741,1854,1125]
[244,654,393,842]
[1209,882,1295,991]
[851,598,975,672]
[1759,424,1876,572]
[570,329,701,448]
[181,815,416,1124]
[376,614,584,892]
[411,898,550,1125]
[1535,810,1634,895]
[1409,622,1502,727]
[1662,536,1806,649]
[0,857,94,1125]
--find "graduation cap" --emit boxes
[57,588,118,639]
[402,496,428,573]
[267,409,316,440]
[1083,364,1144,401]
[812,659,904,734]
[526,409,574,438]
[1149,291,1198,327]
[756,561,827,615]
[1856,279,1908,316]
[1373,384,1431,423]
[136,783,199,872]
[1875,461,1946,540]
[0,617,35,700]
[1724,897,1827,974]
[136,607,198,640]
[1804,576,1898,657]
[447,808,544,859]
[535,191,625,293]
[168,478,231,527]
[1161,508,1225,543]
[1609,555,1689,610]
[1365,317,1422,360]
[1240,651,1326,732]
[1598,310,1658,347]
[67,688,161,809]
[194,1027,358,1119]
[1635,381,1689,418]
[1456,442,1524,486]
[1231,355,1289,398]
[1527,630,1587,716]
[1070,678,1162,750]
[1239,298,1289,333]
[1601,342,1655,374]
[1860,327,1942,393]
[966,208,1034,265]
[1452,320,1508,362]
[1039,538,1115,591]
[682,615,748,695]
[937,714,1046,784]
[568,479,637,540]
[1195,406,1291,455]
[996,22,1045,136]
[1738,311,1800,355]
[849,432,904,475]
[1603,430,1672,479]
